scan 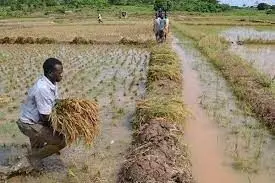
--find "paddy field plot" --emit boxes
[0,44,149,183]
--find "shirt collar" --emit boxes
[42,75,56,91]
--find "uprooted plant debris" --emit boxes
[118,118,194,183]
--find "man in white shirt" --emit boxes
[158,13,166,42]
[98,14,103,23]
[10,58,66,174]
[153,13,160,41]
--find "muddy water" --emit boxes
[173,36,275,183]
[221,27,275,42]
[229,44,275,78]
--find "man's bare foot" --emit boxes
[9,156,33,174]
[0,166,10,181]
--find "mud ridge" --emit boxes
[118,46,194,183]
[118,118,193,183]
[0,36,155,46]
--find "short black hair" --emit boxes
[43,58,62,75]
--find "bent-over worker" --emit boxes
[11,58,66,173]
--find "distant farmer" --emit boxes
[158,13,166,43]
[11,58,66,174]
[153,13,160,41]
[98,14,103,23]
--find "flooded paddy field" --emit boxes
[221,26,275,89]
[174,35,275,183]
[221,27,275,42]
[0,44,149,182]
[229,44,275,79]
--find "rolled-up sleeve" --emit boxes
[34,88,54,115]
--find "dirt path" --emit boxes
[172,37,246,183]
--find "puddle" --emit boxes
[229,44,275,78]
[0,45,149,182]
[173,35,275,183]
[0,144,28,166]
[221,27,275,42]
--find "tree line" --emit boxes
[0,0,232,12]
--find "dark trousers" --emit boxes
[17,120,66,164]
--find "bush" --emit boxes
[154,0,172,11]
[257,3,271,10]
[173,0,222,12]
[219,3,231,11]
[46,0,59,6]
[266,9,275,14]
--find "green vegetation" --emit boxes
[257,3,271,10]
[0,0,275,18]
[0,0,235,18]
[242,39,275,45]
[256,3,275,14]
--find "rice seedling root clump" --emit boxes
[50,99,100,145]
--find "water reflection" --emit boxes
[229,44,275,78]
[221,27,275,42]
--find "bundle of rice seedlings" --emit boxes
[135,96,189,128]
[14,37,25,44]
[70,37,89,44]
[36,37,56,44]
[0,37,15,44]
[147,64,182,83]
[50,99,100,145]
[25,37,35,44]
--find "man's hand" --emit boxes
[55,99,64,107]
[40,114,51,127]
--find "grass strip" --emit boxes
[242,39,275,45]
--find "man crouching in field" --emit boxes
[10,58,66,174]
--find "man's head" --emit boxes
[43,58,63,83]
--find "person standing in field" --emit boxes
[153,13,160,41]
[10,58,66,174]
[158,13,166,43]
[98,14,103,23]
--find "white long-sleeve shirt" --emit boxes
[20,76,59,124]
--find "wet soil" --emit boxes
[118,118,194,183]
[0,45,149,182]
[173,35,275,183]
